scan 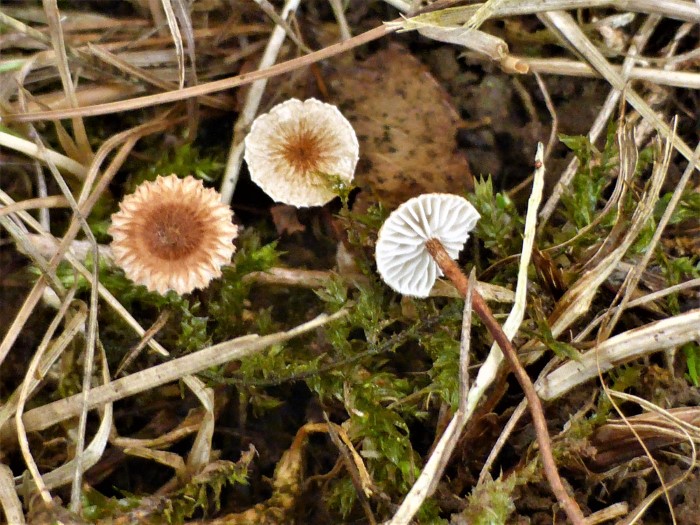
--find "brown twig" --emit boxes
[3,23,397,123]
[425,238,586,525]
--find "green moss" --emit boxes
[468,176,524,260]
[127,143,225,192]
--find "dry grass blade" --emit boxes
[0,298,85,431]
[387,271,475,525]
[41,0,92,161]
[538,308,700,400]
[159,0,186,89]
[15,287,79,506]
[0,130,87,179]
[1,23,395,122]
[0,195,70,217]
[597,141,700,339]
[537,13,661,224]
[463,144,545,409]
[538,130,671,351]
[0,465,24,525]
[19,345,113,494]
[518,57,700,89]
[3,309,347,439]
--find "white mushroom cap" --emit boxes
[375,193,480,298]
[243,98,359,207]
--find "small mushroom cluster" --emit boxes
[109,98,359,294]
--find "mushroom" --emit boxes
[375,193,480,298]
[109,175,238,295]
[375,192,587,524]
[243,98,359,207]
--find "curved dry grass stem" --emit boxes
[425,238,586,525]
[0,196,70,217]
[2,309,348,441]
[15,288,78,507]
[3,23,395,123]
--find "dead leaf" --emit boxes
[270,204,306,235]
[327,45,473,211]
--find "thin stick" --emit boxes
[220,0,302,203]
[0,195,70,217]
[3,23,395,123]
[425,239,586,525]
[387,274,475,525]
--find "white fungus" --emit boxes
[375,193,480,297]
[243,98,359,207]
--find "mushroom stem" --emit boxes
[425,238,586,525]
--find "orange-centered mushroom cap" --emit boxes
[244,98,359,207]
[109,175,238,295]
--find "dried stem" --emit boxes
[425,238,586,525]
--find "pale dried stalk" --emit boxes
[0,301,86,431]
[532,131,671,358]
[463,144,544,411]
[0,465,24,525]
[538,308,700,400]
[42,0,92,161]
[598,140,700,340]
[15,288,78,506]
[160,0,186,89]
[4,310,347,438]
[0,130,87,179]
[18,345,113,494]
[220,0,302,203]
[387,273,475,525]
[30,130,101,511]
[397,0,699,27]
[519,57,700,89]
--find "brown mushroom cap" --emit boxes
[109,175,238,294]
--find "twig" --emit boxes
[538,308,700,401]
[518,57,700,89]
[3,23,396,122]
[425,239,586,524]
[387,272,475,525]
[0,195,70,217]
[4,310,348,437]
[419,145,585,524]
[220,0,302,203]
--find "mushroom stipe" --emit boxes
[424,237,586,524]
